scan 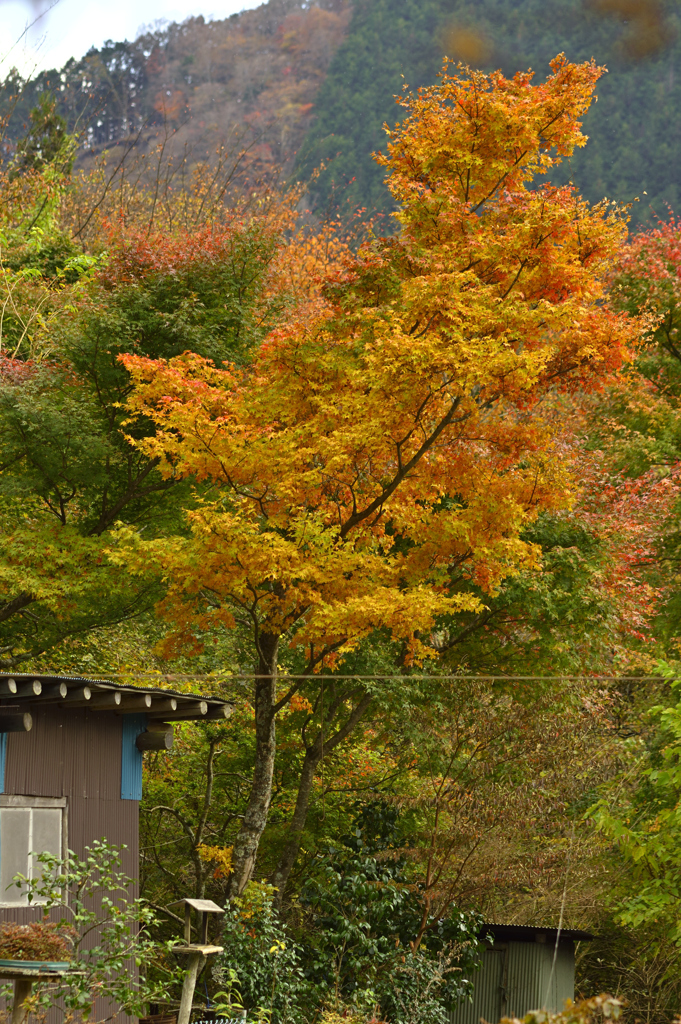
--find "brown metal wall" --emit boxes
[5,705,122,799]
[2,704,139,1023]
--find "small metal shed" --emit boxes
[450,924,593,1024]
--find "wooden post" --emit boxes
[177,950,204,1024]
[184,904,192,945]
[0,713,32,733]
[136,729,173,751]
[11,977,33,1024]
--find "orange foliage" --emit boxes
[153,89,187,122]
[196,843,233,880]
[114,57,643,670]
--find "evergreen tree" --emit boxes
[297,0,681,225]
[11,94,73,179]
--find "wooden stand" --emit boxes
[0,965,84,1024]
[173,945,224,1024]
[10,977,32,1024]
[168,898,225,1024]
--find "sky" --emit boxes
[0,0,262,77]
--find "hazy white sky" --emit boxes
[0,0,262,76]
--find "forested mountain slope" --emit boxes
[299,0,681,224]
[1,0,680,223]
[1,0,351,176]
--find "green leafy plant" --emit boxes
[297,804,482,1023]
[215,882,305,1024]
[12,838,182,1020]
[211,968,247,1016]
[589,668,681,937]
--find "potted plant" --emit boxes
[0,921,75,971]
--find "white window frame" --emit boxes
[0,795,67,908]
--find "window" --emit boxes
[0,796,66,907]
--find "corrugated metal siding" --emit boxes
[121,714,147,800]
[1,705,138,1024]
[68,796,140,883]
[450,939,577,1024]
[5,706,122,799]
[0,798,138,918]
[506,942,546,1016]
[452,948,505,1024]
[62,711,123,800]
[540,942,575,1014]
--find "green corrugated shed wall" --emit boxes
[450,926,591,1024]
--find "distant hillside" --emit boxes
[1,0,350,177]
[3,0,681,226]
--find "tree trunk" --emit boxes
[270,738,322,898]
[271,691,373,901]
[227,632,279,897]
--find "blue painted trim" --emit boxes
[121,714,147,800]
[0,733,6,794]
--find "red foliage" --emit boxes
[97,226,264,287]
[0,921,76,962]
[0,355,38,384]
[617,210,681,288]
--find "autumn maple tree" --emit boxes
[0,102,357,669]
[117,55,642,896]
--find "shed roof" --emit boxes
[481,923,594,943]
[0,673,231,722]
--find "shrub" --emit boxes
[502,995,623,1024]
[0,921,75,961]
[214,882,305,1024]
[297,804,482,1022]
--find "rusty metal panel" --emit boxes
[0,755,139,923]
[0,705,138,1024]
[64,710,123,800]
[2,703,136,900]
[68,796,139,887]
[5,705,65,795]
[0,797,138,928]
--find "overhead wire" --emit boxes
[101,672,671,682]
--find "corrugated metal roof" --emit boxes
[480,923,594,942]
[0,673,231,722]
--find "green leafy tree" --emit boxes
[0,212,296,667]
[589,668,681,940]
[296,804,482,1022]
